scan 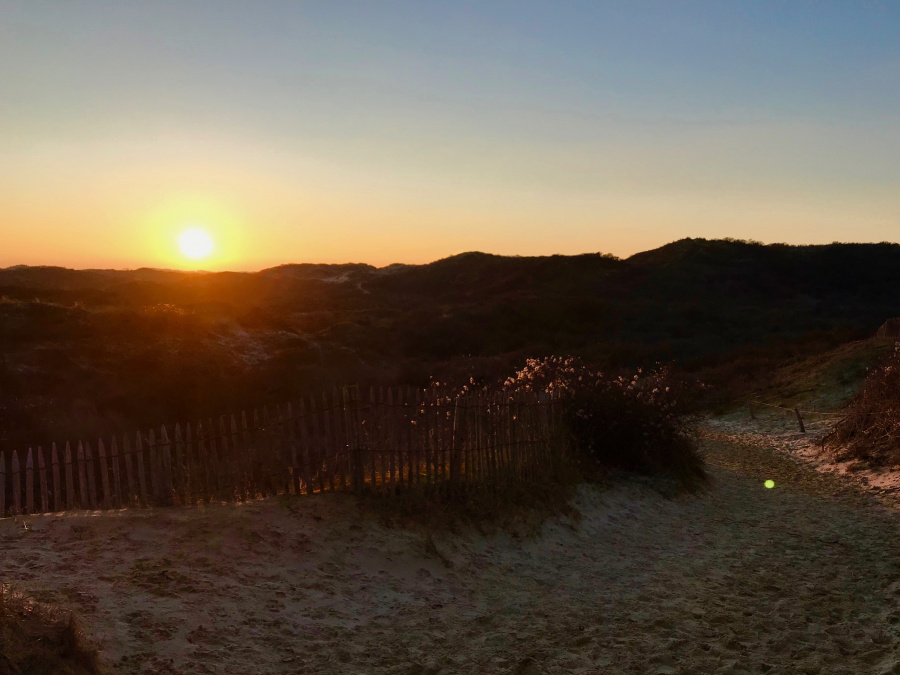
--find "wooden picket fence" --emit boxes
[0,386,569,517]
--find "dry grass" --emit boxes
[0,585,101,675]
[827,342,900,467]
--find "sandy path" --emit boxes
[4,437,900,674]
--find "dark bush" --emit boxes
[828,343,900,466]
[504,356,706,488]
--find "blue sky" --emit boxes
[1,1,898,268]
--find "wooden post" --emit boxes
[286,403,301,496]
[25,448,34,515]
[98,439,111,509]
[160,425,174,506]
[386,387,397,495]
[12,451,21,516]
[51,444,61,512]
[219,416,232,501]
[341,387,358,494]
[110,437,122,508]
[367,387,377,491]
[196,422,208,502]
[206,418,220,500]
[123,433,135,507]
[0,452,5,517]
[251,409,264,497]
[259,408,271,497]
[795,408,806,434]
[241,412,252,499]
[230,415,243,501]
[135,432,148,506]
[76,442,88,509]
[406,388,416,488]
[396,388,406,491]
[414,388,423,489]
[85,441,98,509]
[147,429,158,506]
[64,442,75,510]
[331,390,346,491]
[310,397,326,494]
[438,396,448,500]
[186,423,195,502]
[175,423,186,505]
[298,399,313,495]
[425,391,433,490]
[320,394,333,492]
[147,428,157,502]
[276,405,292,495]
[38,447,48,514]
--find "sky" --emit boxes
[1,1,898,270]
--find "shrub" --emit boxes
[828,343,900,466]
[504,356,707,488]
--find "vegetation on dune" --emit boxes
[828,343,900,467]
[2,238,900,453]
[504,357,706,489]
[0,585,100,675]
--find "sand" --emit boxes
[4,425,900,674]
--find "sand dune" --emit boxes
[3,435,900,674]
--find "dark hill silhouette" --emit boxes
[2,238,899,450]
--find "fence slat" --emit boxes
[396,388,406,492]
[196,422,208,502]
[241,412,252,499]
[218,416,231,501]
[12,451,21,515]
[367,387,377,490]
[25,448,34,515]
[76,442,88,509]
[207,418,220,500]
[160,425,174,507]
[276,405,291,496]
[135,432,148,506]
[123,434,135,507]
[98,439,111,510]
[286,403,301,496]
[319,395,332,492]
[85,441,97,509]
[332,390,347,492]
[64,442,75,510]
[175,423,186,505]
[185,423,195,503]
[230,415,243,501]
[387,387,396,495]
[251,410,264,498]
[38,447,48,514]
[146,429,158,506]
[110,436,122,509]
[52,444,61,512]
[297,399,313,495]
[261,407,274,497]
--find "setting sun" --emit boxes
[178,228,214,260]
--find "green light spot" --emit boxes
[764,480,775,489]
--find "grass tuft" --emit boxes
[0,585,101,675]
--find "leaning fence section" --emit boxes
[0,387,568,517]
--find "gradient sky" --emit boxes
[1,1,898,270]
